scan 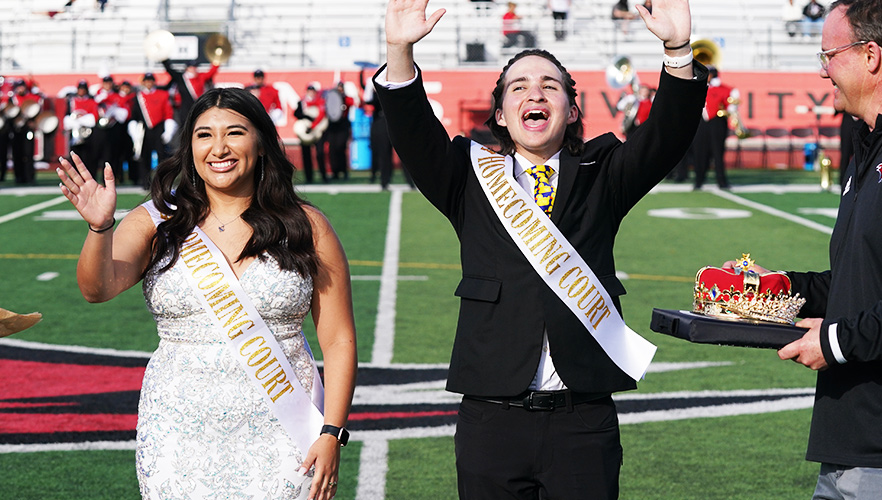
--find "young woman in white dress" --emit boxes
[57,87,357,500]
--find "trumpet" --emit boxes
[716,97,751,139]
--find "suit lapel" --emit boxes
[551,151,578,224]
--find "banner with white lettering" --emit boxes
[144,201,325,453]
[469,142,656,380]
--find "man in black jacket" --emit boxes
[375,0,706,498]
[730,1,882,498]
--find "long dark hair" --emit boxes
[483,49,585,157]
[145,87,318,280]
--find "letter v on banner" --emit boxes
[469,141,656,380]
[143,200,325,453]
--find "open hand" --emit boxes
[635,0,692,47]
[56,152,116,230]
[385,0,446,47]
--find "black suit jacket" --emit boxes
[375,64,708,397]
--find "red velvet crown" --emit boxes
[693,254,805,324]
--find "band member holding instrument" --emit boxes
[130,72,176,189]
[9,79,42,184]
[294,84,329,184]
[56,86,356,500]
[324,82,354,180]
[247,69,284,125]
[693,66,736,190]
[116,80,137,183]
[94,75,132,181]
[64,79,99,176]
[375,0,706,497]
[162,59,220,129]
[0,76,13,182]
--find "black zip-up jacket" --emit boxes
[788,114,882,467]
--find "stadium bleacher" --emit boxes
[1,0,825,74]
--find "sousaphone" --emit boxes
[204,33,232,65]
[144,29,175,62]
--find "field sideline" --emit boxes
[0,169,841,499]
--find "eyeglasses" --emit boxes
[817,40,870,70]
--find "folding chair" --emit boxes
[763,128,791,168]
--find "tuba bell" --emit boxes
[605,55,639,92]
[691,39,721,67]
[144,30,176,62]
[204,33,232,65]
[606,55,641,134]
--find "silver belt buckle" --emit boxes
[525,392,555,411]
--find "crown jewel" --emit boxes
[693,254,806,324]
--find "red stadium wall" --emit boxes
[30,69,840,170]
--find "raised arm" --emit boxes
[384,0,446,82]
[57,153,154,303]
[635,0,694,80]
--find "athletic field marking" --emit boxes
[0,338,153,358]
[710,189,835,235]
[798,207,839,218]
[371,188,403,366]
[36,272,59,281]
[0,196,68,225]
[355,439,389,500]
[648,207,753,220]
[351,275,428,281]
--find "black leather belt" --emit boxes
[464,390,608,411]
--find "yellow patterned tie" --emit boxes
[526,164,555,215]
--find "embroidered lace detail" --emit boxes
[137,254,315,499]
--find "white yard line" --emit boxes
[0,196,68,225]
[710,188,834,235]
[370,188,404,366]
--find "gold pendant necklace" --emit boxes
[210,209,241,232]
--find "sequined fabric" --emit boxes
[137,252,315,499]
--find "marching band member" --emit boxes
[294,83,329,184]
[247,69,284,125]
[10,79,42,184]
[694,66,737,189]
[94,75,132,180]
[162,59,219,128]
[64,80,99,176]
[129,72,176,189]
[0,75,13,182]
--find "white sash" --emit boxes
[144,201,325,453]
[468,142,656,380]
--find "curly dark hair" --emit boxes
[145,87,318,280]
[483,49,585,156]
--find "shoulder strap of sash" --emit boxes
[142,200,325,452]
[468,142,656,380]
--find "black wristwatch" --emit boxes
[320,424,349,446]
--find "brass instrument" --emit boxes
[717,96,751,139]
[35,111,58,134]
[204,33,232,65]
[144,30,175,62]
[819,151,833,190]
[605,55,640,133]
[14,99,41,130]
[691,39,721,67]
[605,55,639,91]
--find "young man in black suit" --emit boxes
[375,0,707,497]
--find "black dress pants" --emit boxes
[693,117,730,188]
[455,396,622,500]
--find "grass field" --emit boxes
[0,167,841,499]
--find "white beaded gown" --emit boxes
[137,251,317,499]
